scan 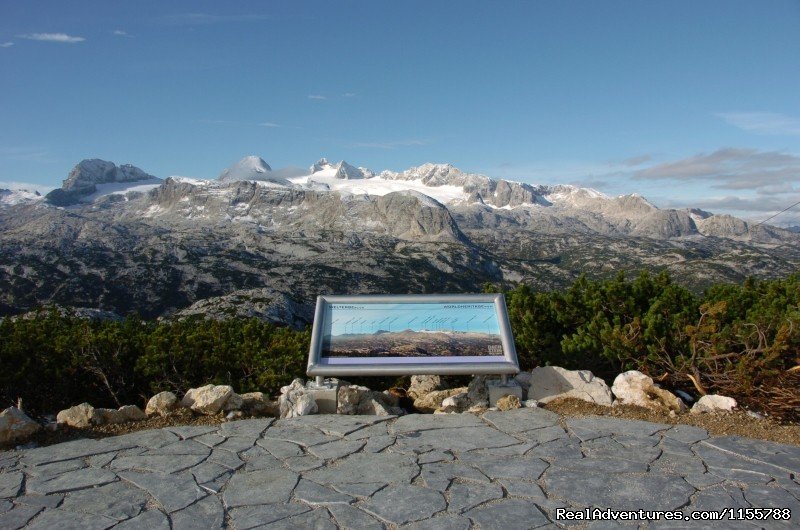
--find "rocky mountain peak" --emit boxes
[45,159,158,206]
[218,156,273,182]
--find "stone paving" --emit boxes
[0,409,798,529]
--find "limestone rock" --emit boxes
[181,385,234,415]
[528,366,613,406]
[413,387,468,413]
[95,408,127,424]
[522,399,539,408]
[145,391,179,417]
[439,392,471,413]
[240,392,275,416]
[611,371,686,413]
[118,405,146,421]
[56,403,100,428]
[513,371,533,399]
[407,375,449,400]
[223,393,244,412]
[691,394,737,414]
[496,395,521,411]
[337,385,371,415]
[279,379,318,419]
[0,406,41,444]
[466,375,497,408]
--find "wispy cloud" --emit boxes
[0,147,54,163]
[20,33,85,43]
[350,139,428,149]
[620,154,652,167]
[1,42,13,48]
[308,94,327,100]
[113,29,130,37]
[259,122,280,128]
[0,181,54,194]
[342,92,357,97]
[159,13,271,26]
[633,148,800,191]
[717,112,800,136]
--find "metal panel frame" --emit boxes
[306,293,520,377]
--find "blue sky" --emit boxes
[324,303,501,336]
[1,1,799,223]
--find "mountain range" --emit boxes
[1,156,797,326]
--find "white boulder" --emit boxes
[611,371,686,413]
[279,379,318,419]
[57,403,100,428]
[691,394,737,413]
[181,385,235,415]
[145,391,179,417]
[0,407,41,445]
[527,366,613,406]
[407,375,448,400]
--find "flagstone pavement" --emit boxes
[0,409,798,529]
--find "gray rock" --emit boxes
[0,406,41,445]
[171,494,225,529]
[566,416,670,441]
[543,468,694,511]
[481,407,560,433]
[229,503,310,529]
[14,494,64,509]
[328,504,385,529]
[113,510,170,530]
[262,508,337,529]
[59,481,149,520]
[742,484,800,512]
[25,459,87,479]
[166,424,219,439]
[146,391,179,417]
[119,471,207,513]
[0,505,41,530]
[264,423,340,446]
[111,428,180,449]
[27,468,118,495]
[419,461,490,492]
[701,435,800,475]
[663,424,709,444]
[308,439,366,461]
[391,413,484,433]
[447,482,503,513]
[294,479,354,505]
[0,472,23,498]
[305,452,418,488]
[361,483,446,525]
[222,468,299,508]
[21,438,136,466]
[404,514,472,530]
[393,425,521,453]
[111,453,207,474]
[293,414,390,437]
[25,508,118,530]
[459,453,549,481]
[464,499,550,529]
[527,366,613,405]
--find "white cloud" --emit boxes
[0,147,53,163]
[20,33,86,43]
[717,112,800,136]
[0,181,55,194]
[259,122,280,128]
[113,30,129,36]
[633,148,800,191]
[1,42,13,48]
[342,92,357,97]
[159,13,271,26]
[308,95,327,100]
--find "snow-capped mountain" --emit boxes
[43,159,162,206]
[0,188,42,207]
[1,154,797,323]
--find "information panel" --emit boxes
[307,294,519,377]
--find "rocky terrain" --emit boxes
[1,156,797,323]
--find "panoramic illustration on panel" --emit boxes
[320,302,505,358]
